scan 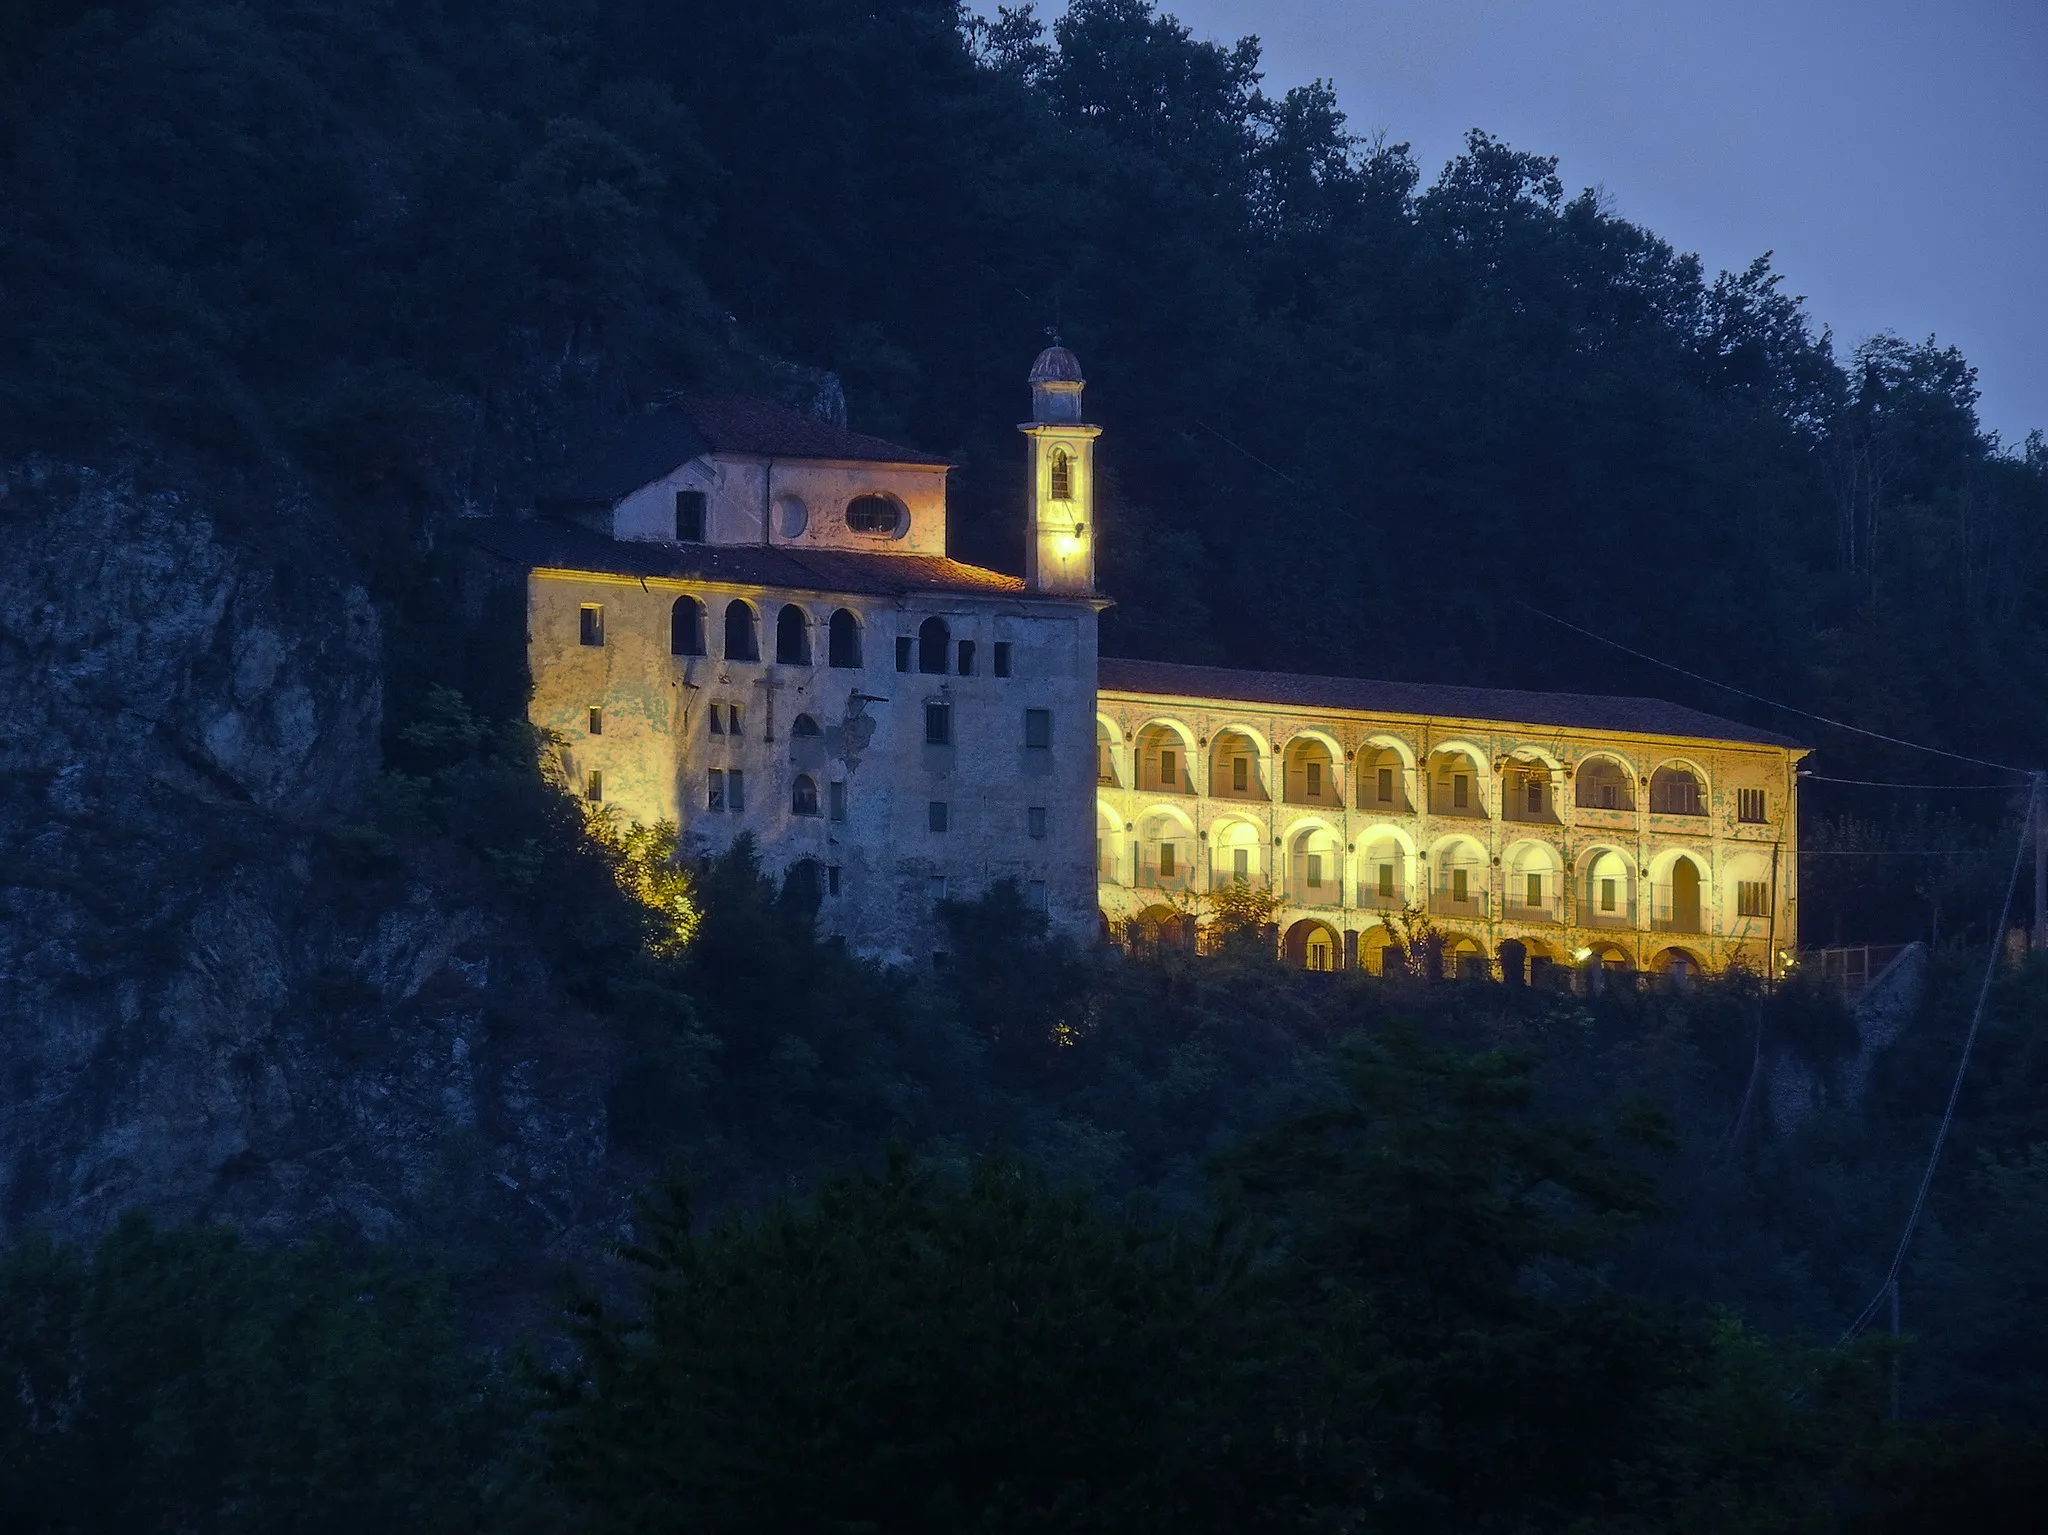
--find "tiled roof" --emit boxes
[1097,658,1805,750]
[462,517,1031,600]
[543,398,950,503]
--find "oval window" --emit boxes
[845,494,901,535]
[775,495,810,538]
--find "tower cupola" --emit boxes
[1020,344,1100,595]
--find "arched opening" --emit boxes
[1288,824,1343,907]
[723,601,759,662]
[1358,924,1403,977]
[1209,729,1267,802]
[1285,918,1341,972]
[1503,751,1560,824]
[1283,736,1340,806]
[775,604,811,665]
[917,616,950,675]
[1650,764,1706,817]
[784,857,823,912]
[1575,754,1635,812]
[670,595,706,657]
[791,714,822,738]
[827,609,862,668]
[1580,848,1634,928]
[1499,937,1528,986]
[1657,856,1705,933]
[1360,832,1409,909]
[1429,838,1488,918]
[790,774,820,816]
[1503,840,1562,922]
[1650,946,1704,989]
[1133,903,1193,953]
[1134,723,1191,794]
[1137,808,1194,891]
[1356,741,1410,812]
[1097,804,1123,883]
[1049,448,1073,501]
[846,494,902,535]
[1096,719,1121,787]
[1445,934,1490,981]
[1427,747,1487,817]
[1211,818,1263,888]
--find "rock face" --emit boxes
[0,464,618,1303]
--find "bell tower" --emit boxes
[1020,343,1100,595]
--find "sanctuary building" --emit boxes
[468,348,1805,977]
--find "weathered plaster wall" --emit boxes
[528,569,1099,964]
[611,455,949,556]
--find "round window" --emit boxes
[775,495,810,538]
[845,494,901,535]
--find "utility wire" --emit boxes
[1838,775,2040,1347]
[1515,601,2034,779]
[1801,773,2019,791]
[1798,848,2002,857]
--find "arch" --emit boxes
[1282,730,1343,806]
[791,713,822,738]
[1210,815,1264,886]
[1357,921,1403,976]
[1574,752,1637,812]
[846,492,904,536]
[1285,818,1344,907]
[1355,735,1414,812]
[1498,936,1529,986]
[1649,760,1709,817]
[790,774,820,816]
[1136,803,1197,890]
[827,608,863,668]
[1096,715,1124,788]
[775,604,812,666]
[1285,918,1341,972]
[917,616,950,674]
[1502,838,1564,921]
[784,857,823,910]
[1133,903,1193,952]
[1443,932,1491,981]
[1649,945,1704,988]
[1502,747,1562,824]
[1358,825,1414,908]
[1096,801,1124,884]
[1425,742,1490,817]
[1049,447,1073,501]
[1578,844,1637,926]
[1649,849,1708,933]
[1132,718,1197,794]
[723,600,760,661]
[1427,834,1489,918]
[1209,725,1271,802]
[669,594,706,657]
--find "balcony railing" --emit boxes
[1646,882,1705,933]
[1500,892,1563,924]
[1429,886,1489,919]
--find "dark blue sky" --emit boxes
[1062,0,2048,445]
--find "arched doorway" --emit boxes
[1285,918,1340,972]
[1670,858,1702,933]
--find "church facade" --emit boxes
[469,348,1805,977]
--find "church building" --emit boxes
[469,347,1805,978]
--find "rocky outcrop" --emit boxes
[0,464,620,1304]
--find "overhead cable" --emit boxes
[1515,601,2034,778]
[1800,773,2018,791]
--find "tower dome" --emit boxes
[1027,344,1086,423]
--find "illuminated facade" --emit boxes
[1096,662,1805,979]
[471,347,1804,975]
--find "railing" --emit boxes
[1500,892,1563,924]
[1429,886,1489,919]
[1807,944,1912,1001]
[1428,787,1487,818]
[1645,882,1705,933]
[1577,896,1637,929]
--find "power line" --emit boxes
[1839,775,2040,1347]
[1798,848,2001,857]
[1801,773,2018,791]
[1516,601,2034,779]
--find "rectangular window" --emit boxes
[1027,880,1048,913]
[587,705,603,736]
[1378,863,1394,899]
[1738,788,1767,823]
[928,875,948,903]
[708,703,724,735]
[924,702,952,746]
[1526,780,1543,814]
[1159,747,1176,783]
[1600,877,1617,913]
[896,636,913,673]
[579,604,604,647]
[828,780,846,822]
[1452,868,1468,902]
[1378,766,1394,803]
[1306,761,1322,797]
[957,640,976,676]
[827,865,842,896]
[1526,872,1543,908]
[728,704,744,738]
[1306,853,1323,888]
[727,770,744,812]
[585,769,603,803]
[928,801,949,833]
[1028,805,1048,839]
[674,489,706,542]
[1025,708,1053,749]
[1232,757,1249,793]
[1159,843,1177,878]
[707,769,725,811]
[993,642,1013,678]
[1738,880,1771,918]
[1233,848,1250,881]
[1598,783,1618,810]
[1452,774,1469,809]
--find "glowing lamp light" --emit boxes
[1054,531,1085,558]
[1572,947,1594,962]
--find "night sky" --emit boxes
[1050,0,2048,446]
